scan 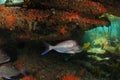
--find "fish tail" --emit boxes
[41,42,53,55]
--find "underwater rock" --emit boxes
[100,13,120,23]
[97,0,120,16]
[0,0,109,41]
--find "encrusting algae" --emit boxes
[62,74,81,80]
[21,76,37,80]
[83,42,90,50]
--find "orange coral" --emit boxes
[6,14,16,27]
[0,1,108,35]
[59,27,68,35]
[56,25,68,35]
[62,74,80,80]
[63,12,79,21]
[0,6,9,12]
[21,76,37,80]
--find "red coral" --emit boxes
[56,26,68,35]
[62,74,80,80]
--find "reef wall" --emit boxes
[0,0,119,41]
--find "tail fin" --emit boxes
[41,42,53,55]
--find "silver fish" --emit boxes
[0,50,10,64]
[41,40,83,55]
[0,65,25,79]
